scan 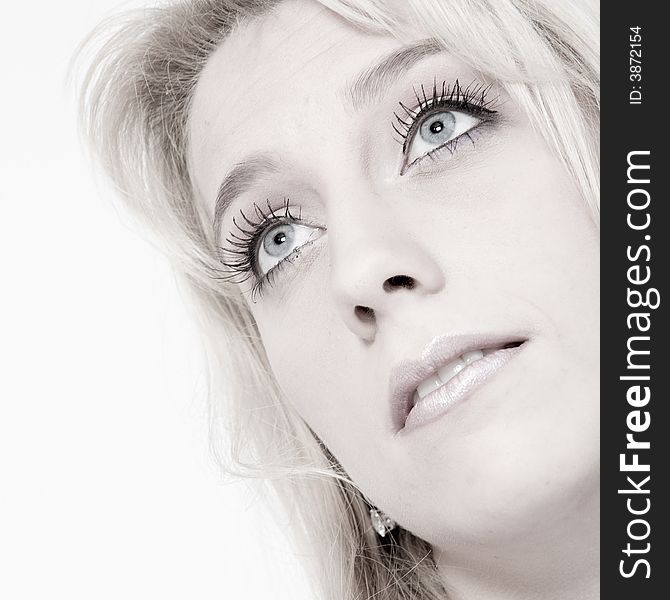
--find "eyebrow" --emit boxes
[212,39,444,238]
[346,39,444,110]
[212,154,280,240]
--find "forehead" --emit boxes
[188,0,410,208]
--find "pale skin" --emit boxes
[189,1,600,598]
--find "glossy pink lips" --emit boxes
[389,334,525,433]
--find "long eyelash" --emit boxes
[392,79,498,154]
[217,197,301,298]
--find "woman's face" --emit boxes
[189,0,599,558]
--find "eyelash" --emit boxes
[219,198,305,300]
[219,80,498,300]
[392,79,498,168]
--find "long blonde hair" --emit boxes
[78,1,599,597]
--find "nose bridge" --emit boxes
[328,192,446,338]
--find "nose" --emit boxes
[330,214,445,342]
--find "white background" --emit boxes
[0,2,310,597]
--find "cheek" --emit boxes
[468,147,598,310]
[504,161,599,342]
[251,262,345,420]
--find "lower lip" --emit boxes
[401,345,523,433]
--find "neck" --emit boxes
[433,486,599,600]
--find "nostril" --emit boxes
[354,305,375,323]
[383,275,416,292]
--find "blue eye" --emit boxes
[393,80,498,171]
[406,109,481,165]
[257,222,322,276]
[262,223,295,257]
[420,112,456,143]
[221,199,325,300]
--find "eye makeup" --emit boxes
[219,198,324,301]
[393,79,499,172]
[217,78,501,300]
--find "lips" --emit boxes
[390,334,526,432]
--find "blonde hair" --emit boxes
[78,0,599,598]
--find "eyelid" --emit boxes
[249,227,326,302]
[393,79,499,173]
[219,198,300,282]
[256,222,325,276]
[219,197,327,301]
[405,111,488,172]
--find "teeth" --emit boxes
[416,374,442,398]
[437,357,465,383]
[462,350,484,364]
[412,348,493,402]
[408,342,522,408]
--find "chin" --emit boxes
[392,359,599,549]
[405,437,599,552]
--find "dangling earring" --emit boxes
[369,508,397,537]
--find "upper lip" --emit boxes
[389,333,527,431]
